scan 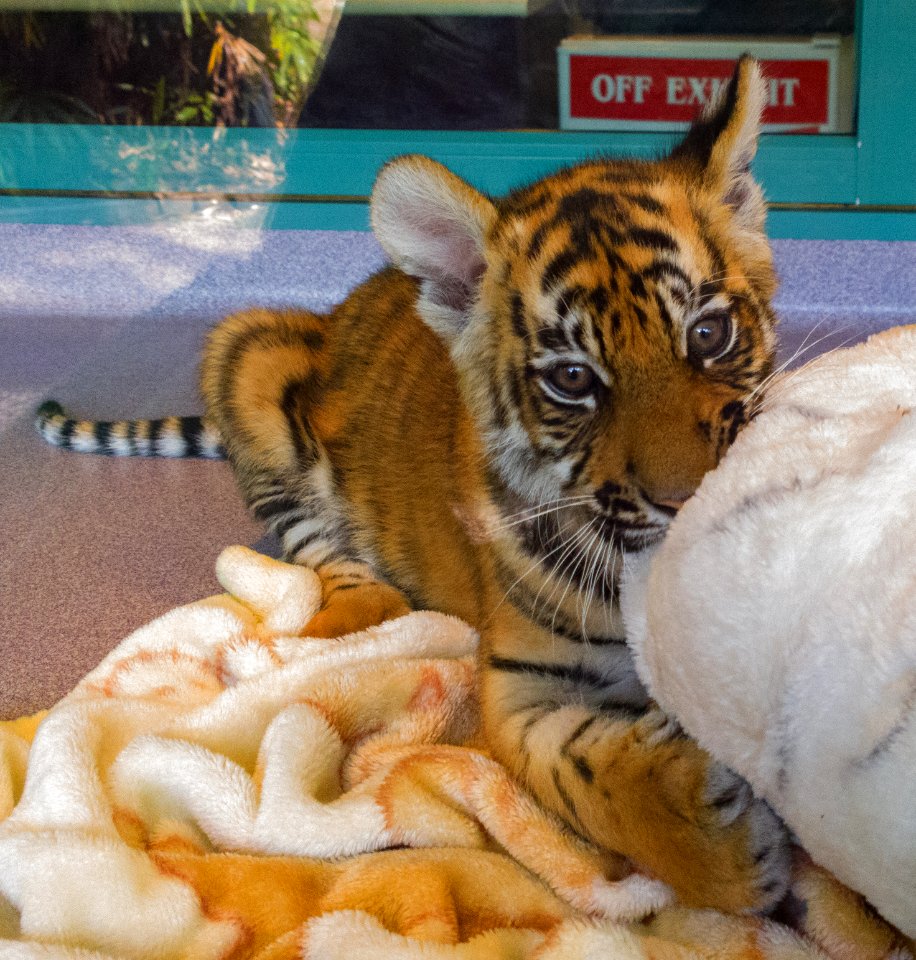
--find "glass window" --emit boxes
[0,0,343,127]
[0,0,855,133]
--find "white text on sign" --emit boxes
[588,73,802,107]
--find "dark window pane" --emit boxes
[0,0,855,132]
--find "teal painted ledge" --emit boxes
[3,195,915,240]
[0,195,371,230]
[1,124,861,205]
[3,121,914,237]
[767,209,916,242]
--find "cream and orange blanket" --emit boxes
[1,546,911,959]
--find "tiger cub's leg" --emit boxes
[302,559,411,639]
[200,308,411,638]
[482,640,790,913]
[271,490,410,639]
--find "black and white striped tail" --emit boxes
[35,400,225,459]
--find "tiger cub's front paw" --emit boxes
[632,731,791,913]
[693,760,791,913]
[303,577,412,638]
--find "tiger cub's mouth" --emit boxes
[588,488,679,552]
[533,499,670,559]
[594,514,668,551]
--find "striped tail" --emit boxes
[35,400,225,459]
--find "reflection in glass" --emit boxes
[304,0,855,131]
[0,0,855,131]
[0,0,342,126]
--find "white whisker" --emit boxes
[531,518,596,623]
[745,320,853,410]
[582,519,613,639]
[488,495,594,532]
[486,517,591,625]
[753,331,861,416]
[549,519,598,640]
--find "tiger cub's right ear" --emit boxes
[371,155,497,342]
[669,55,767,236]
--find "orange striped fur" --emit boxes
[45,58,790,912]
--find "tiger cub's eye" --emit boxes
[544,363,596,400]
[687,311,732,361]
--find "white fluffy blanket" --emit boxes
[622,325,916,938]
[3,544,912,958]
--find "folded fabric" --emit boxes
[1,545,912,958]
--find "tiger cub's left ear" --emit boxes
[670,55,767,234]
[371,155,497,342]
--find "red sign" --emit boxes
[567,55,830,127]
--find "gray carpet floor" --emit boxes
[1,223,914,718]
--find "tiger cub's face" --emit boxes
[373,58,777,556]
[472,161,777,552]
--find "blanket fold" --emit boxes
[1,546,911,960]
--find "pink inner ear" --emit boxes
[428,274,474,312]
[406,208,485,288]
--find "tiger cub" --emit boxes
[38,58,788,911]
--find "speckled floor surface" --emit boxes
[1,223,914,717]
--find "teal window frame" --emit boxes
[0,0,913,238]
